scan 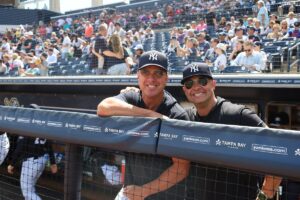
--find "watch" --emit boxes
[257,190,268,200]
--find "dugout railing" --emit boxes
[0,106,300,200]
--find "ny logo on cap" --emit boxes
[190,64,199,73]
[149,52,158,61]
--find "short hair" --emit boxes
[41,52,48,58]
[244,41,254,47]
[98,24,108,32]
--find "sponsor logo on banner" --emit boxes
[32,119,46,125]
[4,116,16,122]
[215,139,246,149]
[47,121,63,128]
[104,127,125,135]
[83,125,101,133]
[65,123,81,130]
[251,144,288,155]
[182,135,210,145]
[17,117,30,124]
[160,132,179,140]
[126,131,150,137]
[295,149,300,156]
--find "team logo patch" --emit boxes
[148,52,158,61]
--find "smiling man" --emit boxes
[97,50,190,200]
[181,63,281,200]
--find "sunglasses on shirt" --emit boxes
[184,77,209,89]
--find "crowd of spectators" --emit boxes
[0,0,298,76]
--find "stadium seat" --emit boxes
[263,46,283,71]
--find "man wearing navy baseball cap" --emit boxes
[181,63,282,200]
[98,50,189,200]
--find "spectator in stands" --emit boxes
[253,41,267,69]
[247,26,260,42]
[218,32,229,45]
[196,18,207,32]
[50,32,59,44]
[145,27,154,39]
[254,19,264,35]
[263,20,275,35]
[16,36,25,51]
[0,38,11,58]
[286,12,298,28]
[232,41,265,72]
[105,34,133,75]
[177,37,199,63]
[40,52,49,76]
[269,14,278,23]
[24,31,36,53]
[46,48,57,64]
[84,21,94,41]
[71,33,84,58]
[267,23,283,40]
[114,22,126,40]
[98,50,190,200]
[218,17,227,29]
[225,22,235,39]
[196,32,210,57]
[12,53,24,71]
[231,27,247,49]
[280,20,289,36]
[288,22,300,38]
[206,7,217,37]
[91,24,123,74]
[229,40,244,62]
[2,54,11,69]
[243,15,249,27]
[61,32,71,59]
[19,57,41,77]
[214,43,227,71]
[132,44,143,67]
[0,59,7,75]
[203,38,219,65]
[181,63,281,200]
[81,41,90,56]
[257,0,269,28]
[107,22,115,37]
[152,12,165,28]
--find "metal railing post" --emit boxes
[64,144,83,200]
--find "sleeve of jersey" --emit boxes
[46,141,56,165]
[114,91,137,105]
[240,108,266,127]
[10,137,28,166]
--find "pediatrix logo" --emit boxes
[295,149,300,156]
[216,139,221,146]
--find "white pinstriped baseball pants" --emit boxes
[20,155,48,200]
[0,133,10,165]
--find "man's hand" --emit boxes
[7,165,14,174]
[123,185,147,200]
[50,164,58,174]
[120,87,140,94]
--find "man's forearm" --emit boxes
[141,158,190,197]
[261,175,282,198]
[97,97,162,118]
